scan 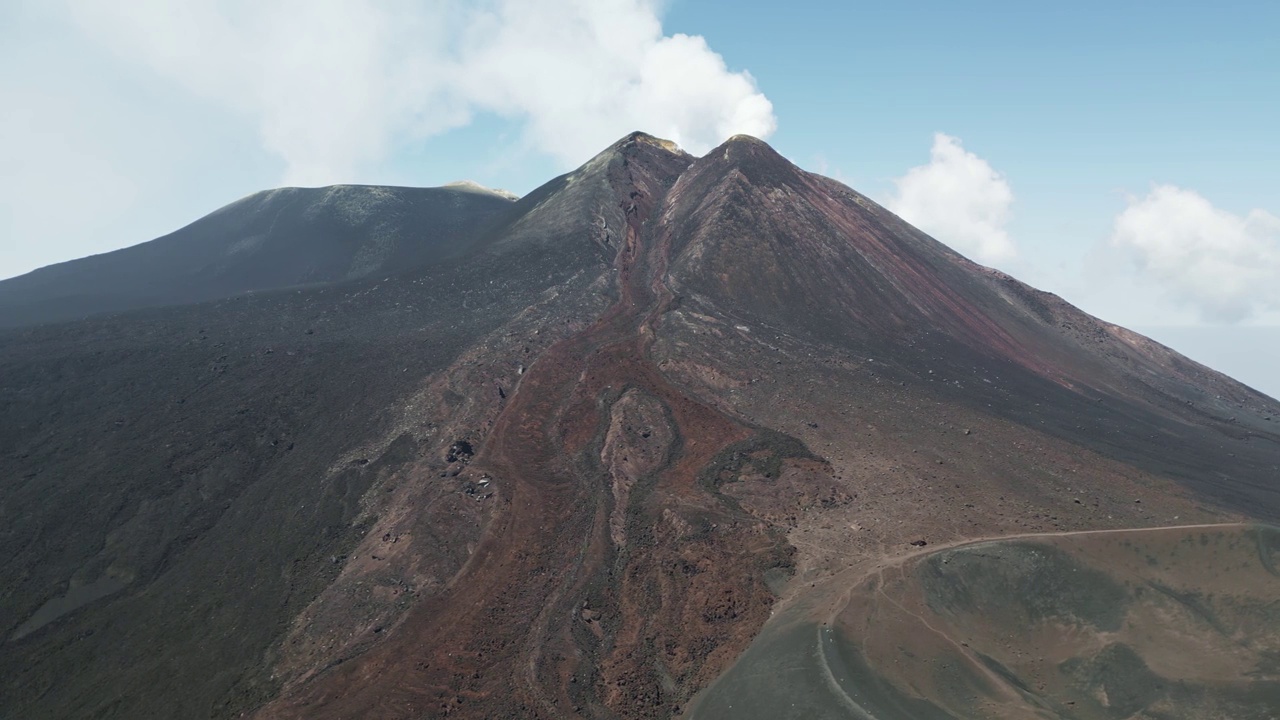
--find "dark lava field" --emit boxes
[2,132,1278,719]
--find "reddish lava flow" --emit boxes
[257,138,790,719]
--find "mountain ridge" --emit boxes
[1,131,1277,720]
[0,183,517,328]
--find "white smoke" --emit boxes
[65,0,776,185]
[887,133,1016,265]
[1112,185,1280,322]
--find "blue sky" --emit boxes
[664,1,1280,325]
[2,1,1277,394]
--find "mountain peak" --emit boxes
[563,131,689,185]
[442,180,520,201]
[613,130,685,155]
[702,132,794,175]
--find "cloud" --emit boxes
[456,2,775,165]
[1112,185,1280,322]
[64,0,776,186]
[887,133,1015,265]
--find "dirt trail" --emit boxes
[814,521,1249,625]
[805,521,1253,717]
[872,521,1247,575]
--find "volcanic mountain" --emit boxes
[1,133,1277,720]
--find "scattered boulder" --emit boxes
[446,440,474,463]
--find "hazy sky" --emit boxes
[2,1,1277,395]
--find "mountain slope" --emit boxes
[0,183,516,328]
[659,134,1277,516]
[1,132,1277,720]
[0,169,614,717]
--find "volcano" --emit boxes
[2,133,1277,719]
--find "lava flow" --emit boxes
[258,135,798,720]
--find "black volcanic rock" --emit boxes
[1,132,1277,720]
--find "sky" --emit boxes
[1,0,1278,395]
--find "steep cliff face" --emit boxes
[1,133,1277,720]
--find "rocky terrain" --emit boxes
[1,132,1277,719]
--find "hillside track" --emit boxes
[809,521,1253,626]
